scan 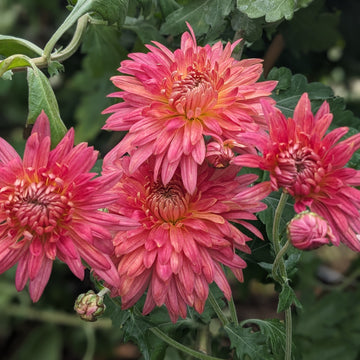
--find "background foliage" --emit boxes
[0,0,360,359]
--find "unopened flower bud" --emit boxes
[206,140,237,168]
[74,289,107,322]
[287,211,336,250]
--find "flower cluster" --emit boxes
[2,24,360,322]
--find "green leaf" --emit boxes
[224,324,270,360]
[91,0,129,25]
[27,67,67,147]
[280,0,341,53]
[0,55,32,77]
[277,282,302,312]
[236,0,313,22]
[160,0,233,37]
[266,66,292,91]
[241,319,286,357]
[80,25,125,77]
[125,18,166,44]
[1,70,13,80]
[231,9,264,43]
[159,0,181,17]
[0,35,43,58]
[47,61,65,77]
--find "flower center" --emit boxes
[3,174,73,238]
[169,70,217,119]
[146,181,189,223]
[274,144,325,196]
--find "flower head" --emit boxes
[74,290,106,322]
[0,112,137,301]
[233,93,360,251]
[103,156,271,322]
[287,211,335,250]
[103,23,277,194]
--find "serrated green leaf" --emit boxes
[237,0,297,22]
[27,67,67,147]
[160,0,233,37]
[224,324,270,360]
[125,19,166,44]
[91,0,129,25]
[266,66,292,91]
[47,61,65,77]
[268,67,334,117]
[81,25,125,77]
[277,282,302,312]
[231,9,264,43]
[242,319,286,357]
[0,35,43,58]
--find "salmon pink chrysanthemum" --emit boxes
[0,112,137,301]
[233,93,360,252]
[103,24,277,194]
[103,156,271,322]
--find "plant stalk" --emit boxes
[272,191,292,360]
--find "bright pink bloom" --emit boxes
[103,24,277,194]
[0,112,137,301]
[287,211,335,250]
[233,93,360,252]
[103,156,271,322]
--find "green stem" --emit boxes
[228,295,239,325]
[272,239,290,283]
[43,0,92,61]
[208,290,229,326]
[51,14,89,63]
[0,14,89,75]
[83,325,96,360]
[5,304,111,329]
[149,327,225,360]
[272,191,292,360]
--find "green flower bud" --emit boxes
[74,290,106,322]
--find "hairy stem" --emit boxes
[208,289,229,326]
[149,327,225,360]
[272,191,292,360]
[228,295,239,325]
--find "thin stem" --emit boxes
[228,295,239,325]
[272,239,290,282]
[5,304,111,329]
[43,0,91,60]
[272,191,292,360]
[284,307,292,360]
[149,327,225,360]
[207,290,229,326]
[83,325,96,360]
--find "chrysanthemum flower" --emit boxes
[102,23,277,194]
[0,112,137,301]
[103,156,271,322]
[233,93,360,252]
[287,211,335,250]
